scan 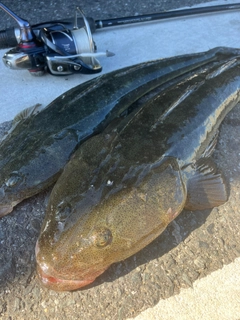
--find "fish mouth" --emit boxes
[0,205,13,217]
[35,240,106,291]
[36,264,96,291]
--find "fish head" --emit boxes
[0,141,64,217]
[36,157,187,291]
[0,163,49,217]
[0,170,27,216]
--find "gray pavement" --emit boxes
[1,1,240,319]
[0,0,215,28]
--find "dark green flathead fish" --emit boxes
[0,47,240,216]
[36,56,240,291]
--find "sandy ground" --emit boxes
[0,0,240,319]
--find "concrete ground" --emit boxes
[0,0,240,319]
[128,258,240,320]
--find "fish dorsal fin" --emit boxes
[13,103,42,125]
[184,158,228,211]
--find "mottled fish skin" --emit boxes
[1,47,240,216]
[36,57,240,291]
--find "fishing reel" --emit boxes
[0,2,113,76]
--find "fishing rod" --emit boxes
[1,2,240,76]
[94,3,240,28]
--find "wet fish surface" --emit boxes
[36,56,240,291]
[1,47,240,216]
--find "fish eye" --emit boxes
[55,201,72,222]
[92,227,112,248]
[5,172,23,188]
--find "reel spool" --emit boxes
[41,7,103,75]
[73,7,100,70]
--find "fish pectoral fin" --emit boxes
[201,130,219,158]
[1,104,43,143]
[13,103,43,125]
[184,158,228,211]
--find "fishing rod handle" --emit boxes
[0,27,18,48]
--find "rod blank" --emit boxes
[95,3,240,29]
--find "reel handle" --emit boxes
[0,2,35,43]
